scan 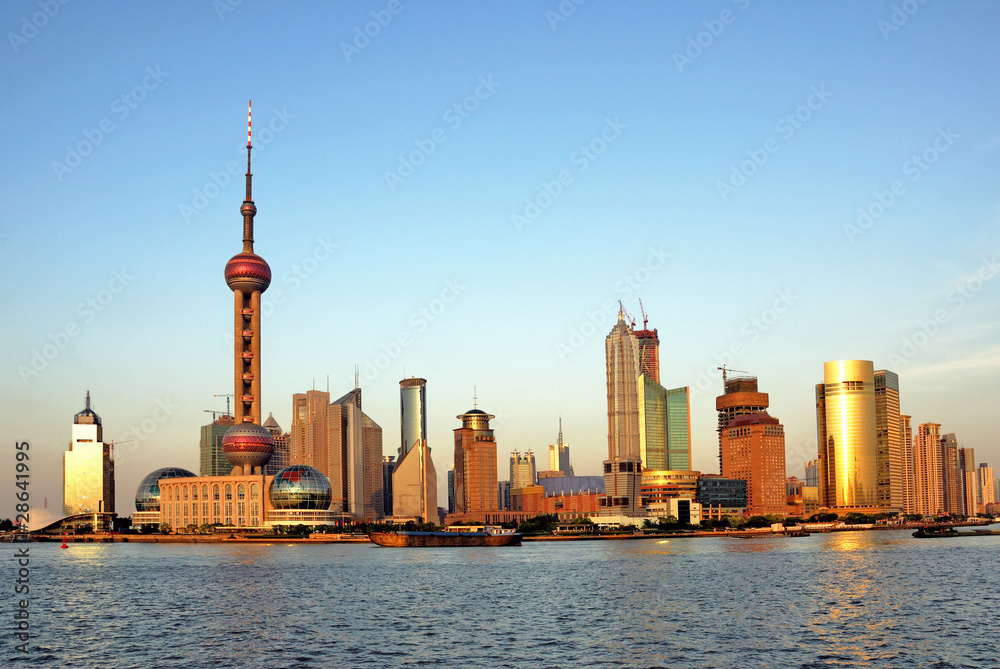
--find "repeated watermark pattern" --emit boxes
[384,76,501,192]
[886,252,999,369]
[113,398,179,466]
[555,246,668,361]
[179,107,294,223]
[878,0,929,40]
[672,0,751,73]
[360,278,466,384]
[7,0,69,53]
[18,269,134,384]
[340,0,406,62]
[51,66,168,182]
[691,288,798,395]
[511,117,627,232]
[843,127,958,243]
[716,85,832,202]
[545,0,586,30]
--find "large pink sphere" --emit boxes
[225,252,271,293]
[221,423,274,469]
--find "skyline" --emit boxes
[3,2,1000,517]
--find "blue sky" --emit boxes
[3,1,999,516]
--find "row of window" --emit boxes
[164,500,263,527]
[165,483,261,503]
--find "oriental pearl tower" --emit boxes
[221,102,274,476]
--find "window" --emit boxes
[213,485,220,501]
[237,484,246,501]
[183,486,188,501]
[192,486,198,501]
[202,485,209,499]
[225,485,232,501]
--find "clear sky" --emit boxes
[3,1,999,518]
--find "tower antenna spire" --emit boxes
[558,416,563,446]
[242,100,256,252]
[473,386,478,409]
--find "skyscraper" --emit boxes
[979,463,995,513]
[548,418,573,475]
[289,390,330,474]
[912,422,943,516]
[263,412,290,476]
[940,433,963,516]
[804,459,819,488]
[392,378,436,522]
[635,322,659,383]
[220,102,275,474]
[602,310,642,515]
[381,455,395,517]
[958,446,976,516]
[200,414,235,477]
[900,415,914,513]
[874,370,903,511]
[816,360,878,511]
[63,391,115,515]
[328,387,384,520]
[720,412,787,515]
[510,450,536,489]
[453,407,498,515]
[716,374,769,473]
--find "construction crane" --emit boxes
[618,300,636,329]
[214,394,235,417]
[717,366,749,383]
[107,439,134,460]
[638,298,649,330]
[204,409,221,422]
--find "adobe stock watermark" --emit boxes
[511,117,627,232]
[843,127,958,243]
[384,76,500,192]
[213,0,243,21]
[878,0,929,40]
[691,288,798,395]
[12,440,31,655]
[672,0,751,73]
[886,251,998,369]
[555,246,668,361]
[8,0,69,53]
[545,0,586,30]
[360,278,466,383]
[220,237,337,351]
[113,398,179,466]
[18,269,134,384]
[51,66,169,182]
[717,85,832,202]
[179,107,294,223]
[340,0,406,62]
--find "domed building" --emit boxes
[266,465,339,527]
[132,467,195,528]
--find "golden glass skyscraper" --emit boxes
[816,360,878,510]
[63,391,115,515]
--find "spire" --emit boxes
[85,390,91,411]
[241,100,256,253]
[473,386,478,409]
[558,416,563,446]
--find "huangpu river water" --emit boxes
[8,529,1000,668]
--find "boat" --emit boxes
[785,530,810,537]
[368,525,522,547]
[912,526,960,538]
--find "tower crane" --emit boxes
[214,394,235,417]
[716,366,749,383]
[638,298,649,330]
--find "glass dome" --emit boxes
[268,465,332,510]
[135,467,196,512]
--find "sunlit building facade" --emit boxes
[721,412,787,515]
[510,450,536,489]
[453,408,498,515]
[874,369,903,512]
[940,433,963,516]
[548,418,573,476]
[200,414,235,477]
[912,422,943,516]
[602,311,642,515]
[63,392,115,516]
[716,375,769,473]
[816,360,878,511]
[329,387,384,520]
[393,378,436,522]
[900,415,914,513]
[399,377,428,460]
[289,389,330,474]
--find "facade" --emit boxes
[381,455,395,517]
[453,408,498,515]
[548,418,574,476]
[290,390,331,474]
[640,470,700,506]
[160,474,271,529]
[804,459,819,488]
[538,476,604,496]
[940,433,963,516]
[721,412,787,515]
[635,326,659,383]
[874,370,903,511]
[979,464,996,513]
[513,485,600,522]
[132,467,195,527]
[816,360,878,511]
[200,414,235,477]
[697,474,747,519]
[447,467,456,513]
[63,392,115,516]
[399,377,428,460]
[716,375,769,472]
[497,480,511,512]
[392,438,437,522]
[963,470,979,518]
[263,412,290,476]
[328,387,384,520]
[602,311,643,515]
[900,415,914,513]
[510,450,536,489]
[638,377,692,471]
[912,423,943,516]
